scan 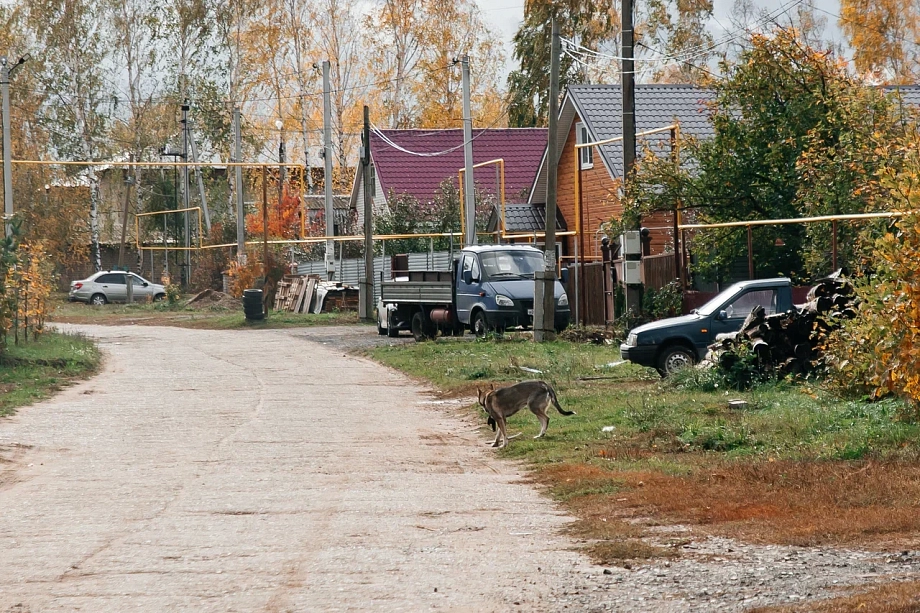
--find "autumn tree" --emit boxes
[313,0,365,169]
[821,132,920,414]
[840,0,920,83]
[109,0,172,265]
[507,0,716,126]
[642,0,714,83]
[29,0,113,272]
[367,0,424,128]
[507,0,616,127]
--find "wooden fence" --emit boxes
[566,254,680,326]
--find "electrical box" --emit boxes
[623,260,641,285]
[621,231,642,255]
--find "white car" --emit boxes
[69,271,166,305]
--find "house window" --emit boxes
[576,122,593,169]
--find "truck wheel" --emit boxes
[386,310,400,338]
[657,345,695,377]
[411,311,436,342]
[472,311,489,339]
[377,320,387,336]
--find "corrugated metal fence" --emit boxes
[296,251,454,304]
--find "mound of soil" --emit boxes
[185,289,242,311]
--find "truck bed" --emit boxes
[381,270,453,305]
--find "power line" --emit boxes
[370,108,510,157]
[563,0,805,68]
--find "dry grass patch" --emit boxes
[750,580,920,612]
[535,457,920,549]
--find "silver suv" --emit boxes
[69,271,167,305]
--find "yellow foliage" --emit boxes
[226,259,264,298]
[1,241,57,344]
[823,135,920,412]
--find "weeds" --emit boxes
[370,336,920,561]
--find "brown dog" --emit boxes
[477,380,575,448]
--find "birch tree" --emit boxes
[840,0,920,83]
[28,0,111,272]
[315,0,365,169]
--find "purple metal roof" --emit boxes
[371,128,547,205]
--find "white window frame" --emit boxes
[576,122,593,169]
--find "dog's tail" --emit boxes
[546,384,575,416]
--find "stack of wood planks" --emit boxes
[273,275,321,313]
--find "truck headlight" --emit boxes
[495,294,514,307]
[557,292,568,307]
[626,333,638,347]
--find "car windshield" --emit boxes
[694,287,739,316]
[479,251,544,281]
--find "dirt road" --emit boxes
[3,325,918,612]
[0,325,593,612]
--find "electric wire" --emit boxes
[370,108,510,157]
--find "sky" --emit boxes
[475,0,845,82]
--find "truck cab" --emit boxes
[378,245,571,340]
[620,277,794,376]
[456,245,570,336]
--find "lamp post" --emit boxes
[2,53,29,237]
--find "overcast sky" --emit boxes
[476,0,845,82]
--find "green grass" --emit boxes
[369,337,920,465]
[0,331,101,417]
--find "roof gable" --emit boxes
[531,84,715,202]
[368,128,547,206]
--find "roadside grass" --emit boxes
[369,337,920,572]
[0,331,101,417]
[49,296,363,329]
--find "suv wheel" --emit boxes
[657,345,695,377]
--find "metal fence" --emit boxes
[296,251,454,304]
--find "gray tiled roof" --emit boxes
[568,84,715,181]
[486,204,568,233]
[530,84,920,204]
[531,84,714,202]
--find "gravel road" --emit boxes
[1,324,918,612]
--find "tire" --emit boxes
[386,309,400,338]
[377,322,387,335]
[244,306,265,320]
[656,345,696,377]
[472,310,489,339]
[411,311,436,342]
[153,293,166,302]
[90,293,107,306]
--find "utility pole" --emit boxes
[118,155,135,268]
[233,107,245,262]
[181,101,191,286]
[361,105,374,322]
[322,60,335,280]
[622,0,641,315]
[2,55,28,238]
[460,55,476,247]
[187,120,211,232]
[534,19,560,342]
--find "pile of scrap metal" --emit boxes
[706,270,857,377]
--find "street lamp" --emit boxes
[275,119,285,239]
[2,53,30,237]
